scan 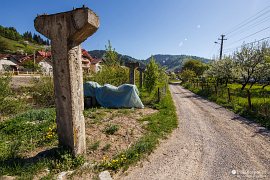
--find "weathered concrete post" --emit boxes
[125,62,139,85]
[137,67,145,88]
[34,7,99,156]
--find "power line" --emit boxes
[223,36,270,53]
[226,26,270,47]
[227,15,270,39]
[225,6,270,35]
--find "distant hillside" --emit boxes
[145,54,211,71]
[0,35,45,54]
[88,50,142,65]
[89,50,211,72]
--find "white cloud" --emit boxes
[184,38,188,41]
[197,24,201,29]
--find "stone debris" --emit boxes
[57,171,74,180]
[99,171,112,180]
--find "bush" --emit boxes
[85,65,129,86]
[144,57,159,93]
[31,77,54,107]
[0,76,25,116]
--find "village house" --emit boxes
[81,49,92,73]
[90,57,102,73]
[0,49,101,75]
[36,51,53,76]
[0,54,19,72]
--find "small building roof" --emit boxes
[91,58,102,65]
[37,51,51,58]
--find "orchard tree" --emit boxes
[144,56,159,93]
[233,42,268,90]
[205,57,235,86]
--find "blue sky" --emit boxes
[1,0,270,59]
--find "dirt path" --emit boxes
[118,85,270,180]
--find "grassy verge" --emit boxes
[183,83,270,129]
[0,85,178,178]
[0,108,85,179]
[96,87,178,171]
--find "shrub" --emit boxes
[0,76,25,115]
[144,57,159,93]
[103,124,119,135]
[86,65,129,86]
[0,76,12,101]
[31,77,54,107]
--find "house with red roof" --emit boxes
[90,57,102,73]
[0,49,102,74]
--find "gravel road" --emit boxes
[118,85,270,180]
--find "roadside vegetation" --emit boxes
[0,41,178,179]
[176,40,270,129]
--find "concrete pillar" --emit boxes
[125,62,139,85]
[34,7,99,156]
[137,67,145,88]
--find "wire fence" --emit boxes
[187,82,270,122]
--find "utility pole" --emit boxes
[215,34,227,60]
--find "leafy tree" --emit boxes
[182,59,208,77]
[22,60,41,71]
[144,56,159,93]
[89,65,129,86]
[205,57,235,86]
[180,69,196,83]
[0,25,22,41]
[103,40,119,66]
[233,42,268,90]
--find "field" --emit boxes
[183,82,270,129]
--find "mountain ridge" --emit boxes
[88,50,211,71]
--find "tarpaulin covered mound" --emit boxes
[84,81,144,109]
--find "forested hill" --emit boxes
[89,50,142,65]
[0,25,49,54]
[145,54,211,71]
[89,50,211,71]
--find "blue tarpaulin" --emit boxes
[83,81,144,109]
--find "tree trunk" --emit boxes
[241,83,248,90]
[225,78,229,87]
[262,83,269,89]
[249,82,255,89]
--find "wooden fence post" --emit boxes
[227,88,231,102]
[215,85,218,95]
[247,90,252,110]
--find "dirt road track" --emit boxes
[118,85,270,180]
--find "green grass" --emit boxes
[0,35,42,54]
[183,83,270,129]
[88,141,100,152]
[97,87,178,171]
[101,144,111,152]
[103,124,120,135]
[0,108,85,179]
